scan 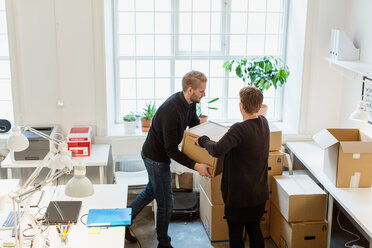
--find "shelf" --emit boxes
[325,57,372,79]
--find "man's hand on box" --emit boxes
[194,163,213,178]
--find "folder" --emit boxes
[86,208,132,227]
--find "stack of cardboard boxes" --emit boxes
[270,175,328,248]
[181,121,283,246]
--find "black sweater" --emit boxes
[142,92,200,169]
[198,116,270,208]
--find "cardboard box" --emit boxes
[271,175,327,222]
[269,122,282,151]
[199,186,229,245]
[268,151,284,190]
[313,128,372,187]
[182,122,228,176]
[199,173,223,205]
[261,222,270,239]
[270,205,328,248]
[182,121,283,177]
[261,199,271,224]
[172,172,193,191]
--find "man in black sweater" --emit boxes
[126,71,213,248]
[197,86,269,248]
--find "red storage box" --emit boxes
[67,127,92,157]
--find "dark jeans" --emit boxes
[129,155,173,246]
[227,219,264,248]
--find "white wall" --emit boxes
[6,0,106,136]
[5,0,372,139]
[338,0,372,136]
[299,0,372,137]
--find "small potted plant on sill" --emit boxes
[223,56,290,116]
[196,97,219,123]
[141,102,157,132]
[123,113,137,134]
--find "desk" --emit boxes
[0,183,128,248]
[287,142,372,248]
[0,144,110,184]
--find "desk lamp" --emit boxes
[7,126,94,248]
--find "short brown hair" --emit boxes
[239,86,263,114]
[182,71,207,92]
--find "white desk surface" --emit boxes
[46,184,128,248]
[287,141,372,240]
[0,144,110,168]
[0,183,128,248]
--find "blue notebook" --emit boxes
[86,208,132,227]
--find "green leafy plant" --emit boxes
[123,113,136,122]
[197,98,220,117]
[223,56,290,92]
[141,102,157,120]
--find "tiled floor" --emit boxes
[125,205,275,248]
[125,199,370,248]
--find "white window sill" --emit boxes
[105,121,312,143]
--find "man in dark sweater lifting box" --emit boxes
[126,71,213,248]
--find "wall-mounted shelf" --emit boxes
[325,57,372,78]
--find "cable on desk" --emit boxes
[80,213,88,225]
[337,209,360,247]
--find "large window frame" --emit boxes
[113,0,288,123]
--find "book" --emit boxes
[86,208,132,227]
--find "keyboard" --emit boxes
[0,211,24,229]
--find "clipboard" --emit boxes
[86,208,132,227]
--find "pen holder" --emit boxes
[59,232,69,248]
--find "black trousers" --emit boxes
[227,219,264,248]
[225,202,266,248]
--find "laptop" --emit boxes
[44,201,82,225]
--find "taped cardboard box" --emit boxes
[182,121,228,177]
[171,172,193,191]
[268,151,284,191]
[271,175,327,222]
[199,186,229,245]
[269,122,282,151]
[182,121,283,177]
[199,173,223,205]
[270,205,328,248]
[313,128,372,187]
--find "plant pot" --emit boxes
[257,104,268,116]
[199,115,208,124]
[141,119,152,132]
[124,121,136,134]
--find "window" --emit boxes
[113,0,287,123]
[0,0,13,122]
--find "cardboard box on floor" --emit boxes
[182,121,282,177]
[268,151,284,190]
[271,175,327,222]
[270,205,328,248]
[199,186,229,245]
[199,151,283,205]
[313,128,372,187]
[199,173,224,205]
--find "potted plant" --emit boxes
[196,98,219,123]
[223,56,290,116]
[141,102,157,132]
[123,113,137,134]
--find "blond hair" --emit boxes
[182,71,207,92]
